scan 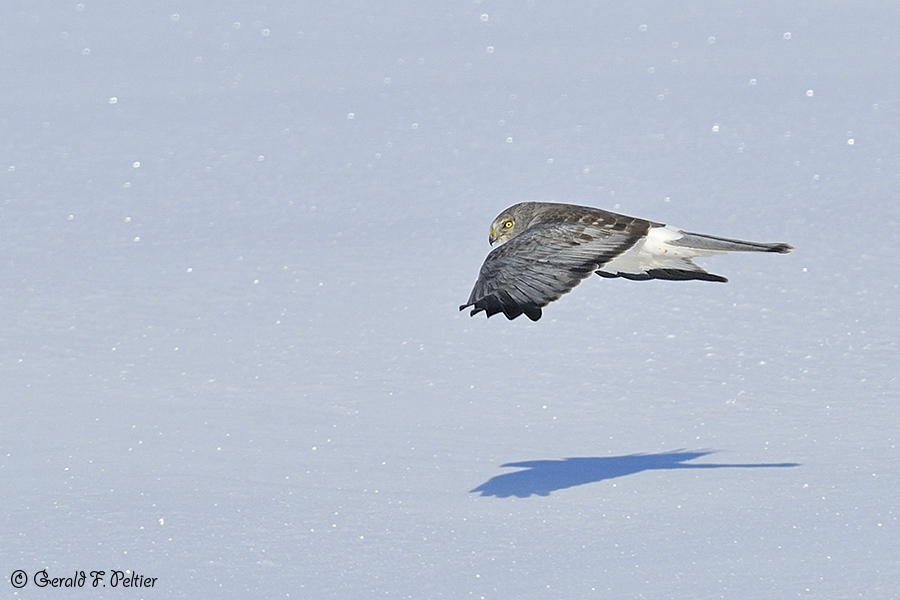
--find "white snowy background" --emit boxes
[2,2,898,598]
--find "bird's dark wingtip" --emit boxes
[524,306,542,321]
[460,302,487,318]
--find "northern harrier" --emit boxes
[460,202,792,321]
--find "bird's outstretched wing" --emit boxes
[460,220,646,321]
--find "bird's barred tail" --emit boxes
[671,231,793,254]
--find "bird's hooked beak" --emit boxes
[489,227,497,246]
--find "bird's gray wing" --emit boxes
[460,221,645,321]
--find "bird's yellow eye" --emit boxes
[504,221,513,229]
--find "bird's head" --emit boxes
[488,202,537,246]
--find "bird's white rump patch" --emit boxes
[600,225,724,275]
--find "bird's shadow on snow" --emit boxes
[470,450,799,498]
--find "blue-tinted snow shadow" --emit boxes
[471,450,800,498]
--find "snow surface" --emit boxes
[2,3,898,599]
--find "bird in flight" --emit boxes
[460,202,792,321]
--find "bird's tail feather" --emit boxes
[671,231,793,254]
